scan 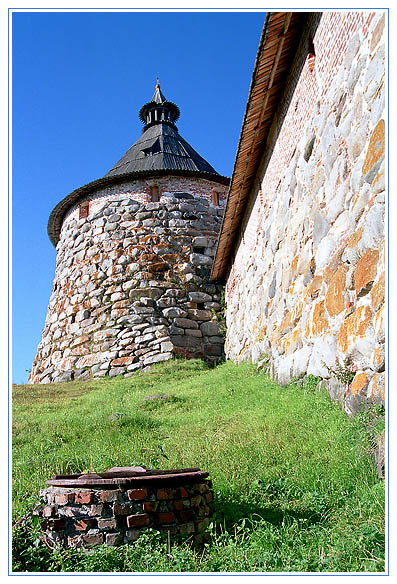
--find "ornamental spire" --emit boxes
[139,81,180,131]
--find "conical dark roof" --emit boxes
[105,122,218,177]
[105,81,218,177]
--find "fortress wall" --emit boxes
[29,178,227,384]
[224,12,385,414]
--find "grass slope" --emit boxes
[12,359,385,573]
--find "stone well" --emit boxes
[34,466,214,548]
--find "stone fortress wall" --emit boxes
[224,12,386,414]
[29,176,228,384]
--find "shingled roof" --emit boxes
[47,81,229,246]
[105,115,218,177]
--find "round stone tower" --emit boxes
[29,82,229,384]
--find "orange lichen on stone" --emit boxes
[350,371,369,396]
[305,275,323,301]
[374,305,384,340]
[371,271,385,311]
[278,326,302,355]
[347,226,364,249]
[371,170,384,194]
[362,120,385,178]
[291,299,303,324]
[76,354,102,368]
[111,308,129,317]
[280,311,292,333]
[325,264,348,317]
[270,328,282,346]
[354,249,379,297]
[70,345,91,356]
[111,357,136,366]
[70,335,90,348]
[337,305,373,354]
[254,325,267,343]
[324,247,345,284]
[306,300,328,338]
[59,357,78,371]
[372,374,385,401]
[373,346,385,371]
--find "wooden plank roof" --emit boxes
[211,12,309,281]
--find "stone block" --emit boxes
[55,493,75,505]
[188,292,212,303]
[87,504,105,517]
[187,309,212,321]
[174,317,198,329]
[325,265,348,316]
[82,533,104,546]
[178,509,194,521]
[143,352,173,366]
[172,335,201,348]
[162,307,187,318]
[42,505,56,518]
[367,372,385,405]
[74,519,96,532]
[200,321,220,336]
[127,488,147,500]
[157,512,175,525]
[113,502,135,515]
[106,532,124,546]
[157,488,174,500]
[126,514,150,528]
[125,529,141,542]
[100,490,122,503]
[75,491,95,505]
[363,121,384,183]
[97,518,118,530]
[354,249,379,297]
[109,367,126,378]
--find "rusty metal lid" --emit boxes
[46,466,209,488]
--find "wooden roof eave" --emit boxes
[211,12,305,282]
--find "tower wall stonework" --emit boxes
[29,177,228,384]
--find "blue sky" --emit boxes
[11,9,265,383]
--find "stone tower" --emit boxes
[29,82,229,384]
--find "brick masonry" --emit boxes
[29,177,228,384]
[34,480,214,548]
[224,11,385,415]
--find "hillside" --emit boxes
[12,359,385,573]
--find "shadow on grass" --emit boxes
[213,499,326,531]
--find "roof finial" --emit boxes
[156,77,160,90]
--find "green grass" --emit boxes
[12,359,385,573]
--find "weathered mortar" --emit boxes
[29,179,227,384]
[223,12,386,415]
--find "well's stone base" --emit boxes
[34,480,213,548]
